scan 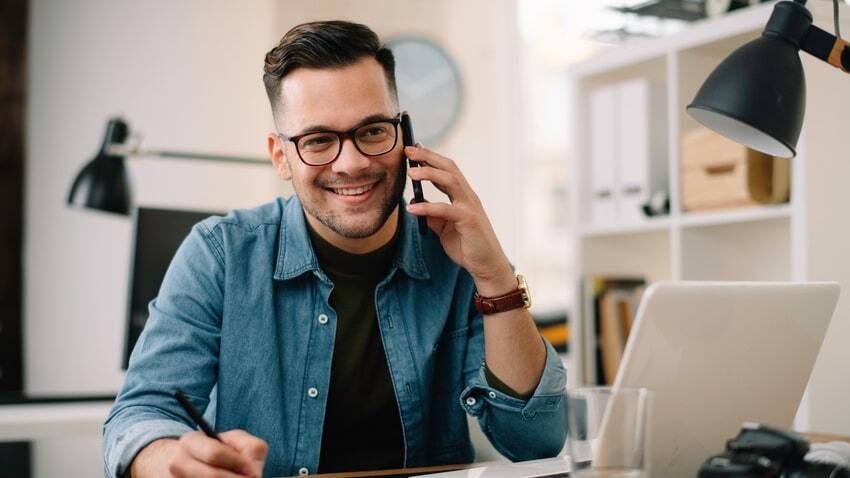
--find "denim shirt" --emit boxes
[102,196,566,478]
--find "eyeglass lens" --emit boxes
[297,121,397,165]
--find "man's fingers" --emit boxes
[407,201,463,223]
[170,454,251,478]
[426,215,448,235]
[180,432,254,476]
[405,145,456,172]
[221,430,269,476]
[408,166,462,201]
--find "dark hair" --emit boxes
[263,20,397,116]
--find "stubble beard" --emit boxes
[299,160,407,239]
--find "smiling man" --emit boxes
[103,21,566,478]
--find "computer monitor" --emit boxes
[124,207,221,369]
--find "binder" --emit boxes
[616,78,667,225]
[589,85,618,227]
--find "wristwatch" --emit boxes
[473,275,531,315]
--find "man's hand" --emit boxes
[130,430,268,478]
[404,145,516,297]
[405,144,547,396]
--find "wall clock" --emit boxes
[386,37,463,146]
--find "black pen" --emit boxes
[173,389,221,441]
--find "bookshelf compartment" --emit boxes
[680,218,791,281]
[581,230,671,283]
[575,55,670,231]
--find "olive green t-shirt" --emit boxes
[307,220,404,473]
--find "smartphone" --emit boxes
[401,111,428,235]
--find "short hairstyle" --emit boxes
[262,20,397,116]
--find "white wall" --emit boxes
[25,0,284,397]
[802,0,850,433]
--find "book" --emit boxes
[533,310,569,354]
[582,277,646,385]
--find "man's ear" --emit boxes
[267,133,292,180]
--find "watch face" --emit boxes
[386,36,463,146]
[518,275,532,308]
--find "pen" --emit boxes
[173,389,221,441]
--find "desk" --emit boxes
[291,433,850,478]
[805,432,850,444]
[288,462,500,478]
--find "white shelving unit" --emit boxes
[0,401,112,442]
[564,1,850,432]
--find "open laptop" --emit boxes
[427,281,840,478]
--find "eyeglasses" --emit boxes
[278,115,402,166]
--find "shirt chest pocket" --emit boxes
[432,326,468,352]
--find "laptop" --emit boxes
[427,281,840,478]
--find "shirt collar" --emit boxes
[273,196,430,281]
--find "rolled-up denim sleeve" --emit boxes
[102,219,225,478]
[459,311,567,461]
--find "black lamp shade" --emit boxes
[67,117,132,215]
[67,152,131,215]
[687,35,805,158]
[686,0,818,159]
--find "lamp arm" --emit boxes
[146,149,269,165]
[801,24,850,73]
[107,144,268,165]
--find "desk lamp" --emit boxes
[67,117,268,215]
[686,0,849,158]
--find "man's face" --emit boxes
[269,58,405,243]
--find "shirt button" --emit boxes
[317,314,328,325]
[466,397,477,406]
[488,391,497,399]
[298,467,309,475]
[307,387,318,398]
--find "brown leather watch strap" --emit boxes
[474,289,527,315]
[473,275,532,315]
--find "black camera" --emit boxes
[699,423,850,478]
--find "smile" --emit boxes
[333,184,373,196]
[328,181,379,197]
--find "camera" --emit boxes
[699,423,850,477]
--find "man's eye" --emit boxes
[301,135,335,149]
[358,126,389,141]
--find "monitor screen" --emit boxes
[124,207,221,369]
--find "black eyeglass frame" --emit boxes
[277,114,403,166]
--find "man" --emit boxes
[103,21,566,478]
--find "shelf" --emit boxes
[566,2,773,78]
[567,0,850,430]
[0,401,113,441]
[681,218,791,280]
[578,204,791,237]
[679,204,791,228]
[578,216,672,238]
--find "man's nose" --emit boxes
[331,137,370,175]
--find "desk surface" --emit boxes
[291,433,850,478]
[1,403,847,475]
[292,462,499,478]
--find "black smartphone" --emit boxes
[401,111,428,235]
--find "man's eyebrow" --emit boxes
[297,113,398,135]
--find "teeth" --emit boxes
[332,184,374,196]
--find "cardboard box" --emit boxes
[681,128,790,212]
